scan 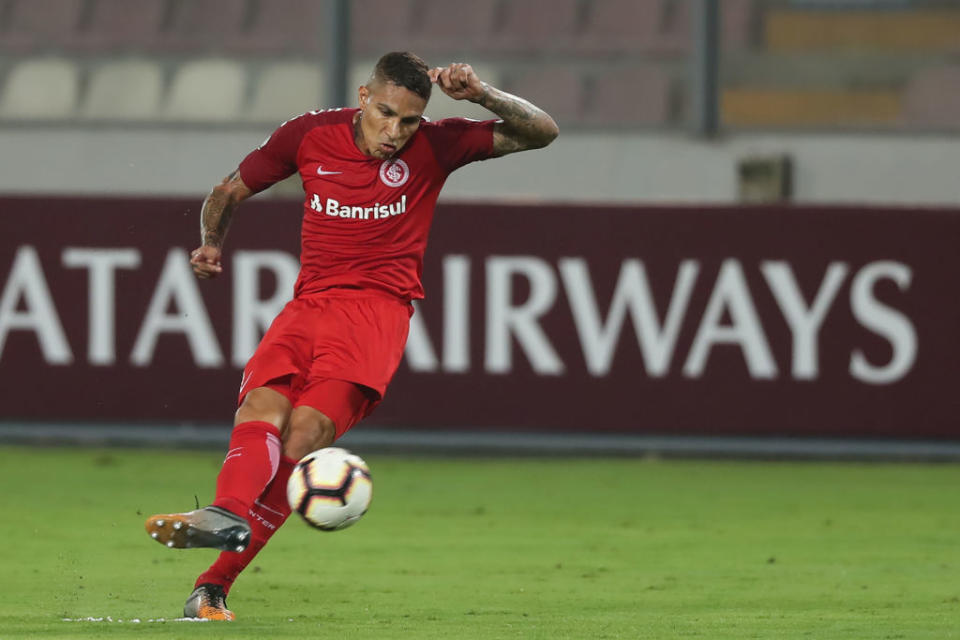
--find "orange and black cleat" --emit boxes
[184,583,235,621]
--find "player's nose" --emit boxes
[385,118,400,138]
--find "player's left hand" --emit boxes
[429,63,485,103]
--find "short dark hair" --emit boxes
[370,51,431,102]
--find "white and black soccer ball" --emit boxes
[287,447,372,531]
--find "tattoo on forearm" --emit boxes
[478,84,558,155]
[200,171,239,248]
[479,86,537,122]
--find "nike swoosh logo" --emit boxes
[317,166,342,175]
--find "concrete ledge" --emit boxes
[2,422,960,461]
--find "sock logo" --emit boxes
[247,508,279,531]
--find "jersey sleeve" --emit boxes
[237,114,315,193]
[427,118,497,174]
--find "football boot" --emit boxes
[183,583,235,621]
[145,506,250,552]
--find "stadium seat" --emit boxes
[348,0,416,56]
[903,66,960,128]
[77,0,168,51]
[0,57,80,119]
[502,66,583,127]
[493,0,581,52]
[720,0,755,51]
[577,0,750,55]
[577,0,670,54]
[162,59,246,121]
[583,65,672,126]
[246,62,326,123]
[407,0,499,55]
[0,0,85,52]
[650,0,692,54]
[662,0,756,52]
[80,59,164,121]
[161,0,250,52]
[238,0,326,54]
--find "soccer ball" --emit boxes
[286,447,372,531]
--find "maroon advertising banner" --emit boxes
[1,196,958,438]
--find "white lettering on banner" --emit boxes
[849,261,917,384]
[404,256,472,373]
[130,248,224,367]
[231,251,299,367]
[684,259,777,379]
[762,261,848,379]
[485,257,565,375]
[62,248,141,365]
[402,256,916,383]
[0,244,919,385]
[0,246,72,364]
[404,300,438,371]
[442,256,471,372]
[559,258,699,377]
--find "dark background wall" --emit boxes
[2,197,957,438]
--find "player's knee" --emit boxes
[235,387,292,430]
[284,408,336,460]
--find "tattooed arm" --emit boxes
[189,170,254,279]
[429,63,559,157]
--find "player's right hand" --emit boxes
[190,245,223,279]
[429,63,485,103]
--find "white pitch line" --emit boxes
[62,616,209,623]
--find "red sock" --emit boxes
[212,421,281,519]
[196,455,296,593]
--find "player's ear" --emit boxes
[358,85,369,110]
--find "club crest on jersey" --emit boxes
[379,159,410,188]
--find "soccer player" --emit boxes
[144,52,558,620]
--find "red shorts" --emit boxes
[239,290,413,438]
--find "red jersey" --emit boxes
[238,108,496,301]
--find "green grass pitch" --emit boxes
[0,445,958,639]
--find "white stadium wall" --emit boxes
[0,128,958,205]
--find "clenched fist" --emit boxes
[429,63,486,103]
[190,245,223,279]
